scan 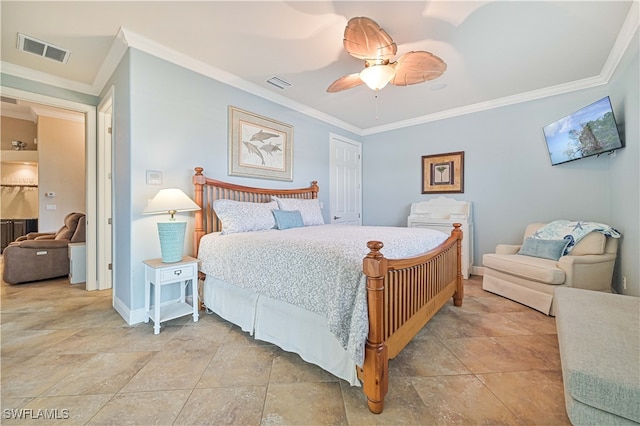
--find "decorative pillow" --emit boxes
[213,199,278,234]
[272,196,325,226]
[517,237,569,261]
[272,209,305,230]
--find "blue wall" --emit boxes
[608,30,640,296]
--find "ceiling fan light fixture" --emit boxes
[360,65,395,91]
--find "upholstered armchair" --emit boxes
[482,222,619,316]
[2,212,86,284]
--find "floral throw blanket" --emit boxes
[532,220,621,254]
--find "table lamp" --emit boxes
[142,188,200,263]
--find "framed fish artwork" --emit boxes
[228,106,293,181]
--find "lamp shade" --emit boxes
[360,65,395,91]
[142,188,200,218]
[143,188,200,263]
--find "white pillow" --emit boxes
[213,199,278,234]
[272,196,324,226]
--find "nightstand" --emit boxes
[144,256,199,334]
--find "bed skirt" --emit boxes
[203,275,360,386]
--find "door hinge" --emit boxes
[108,218,112,225]
[108,127,112,134]
[108,263,112,270]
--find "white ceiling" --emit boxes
[1,1,637,134]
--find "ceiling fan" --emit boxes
[327,17,447,93]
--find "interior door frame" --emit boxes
[97,87,114,292]
[1,86,98,290]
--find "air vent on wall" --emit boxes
[1,96,18,104]
[266,76,292,90]
[17,33,71,64]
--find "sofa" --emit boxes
[2,212,85,284]
[482,222,619,315]
[555,287,640,425]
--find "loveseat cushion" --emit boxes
[483,253,565,284]
[570,232,606,255]
[555,287,640,423]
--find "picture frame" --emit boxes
[228,106,293,181]
[422,151,464,194]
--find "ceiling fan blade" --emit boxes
[343,17,397,61]
[390,51,447,86]
[327,73,364,93]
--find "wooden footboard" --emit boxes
[362,225,463,413]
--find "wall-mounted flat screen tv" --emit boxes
[543,96,624,166]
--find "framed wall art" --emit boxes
[228,106,293,181]
[422,151,464,194]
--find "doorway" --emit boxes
[1,86,100,290]
[329,133,362,225]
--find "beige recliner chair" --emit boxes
[2,212,85,284]
[482,222,619,316]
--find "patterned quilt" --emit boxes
[532,220,621,254]
[198,224,449,367]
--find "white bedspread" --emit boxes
[198,224,448,366]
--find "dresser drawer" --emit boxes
[160,263,196,283]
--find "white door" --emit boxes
[97,90,113,291]
[329,133,362,225]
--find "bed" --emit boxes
[192,167,463,414]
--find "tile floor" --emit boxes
[1,269,571,425]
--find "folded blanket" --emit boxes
[532,220,621,254]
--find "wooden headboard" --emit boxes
[192,167,319,256]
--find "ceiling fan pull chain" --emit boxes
[375,90,380,120]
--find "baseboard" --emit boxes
[471,265,485,276]
[113,295,137,325]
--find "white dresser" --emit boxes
[408,197,473,279]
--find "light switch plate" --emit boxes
[146,170,162,185]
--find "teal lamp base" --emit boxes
[157,221,187,263]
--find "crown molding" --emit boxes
[600,0,639,83]
[118,28,363,136]
[90,27,130,95]
[363,75,608,135]
[31,104,84,123]
[0,61,95,95]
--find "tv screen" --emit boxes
[543,96,624,166]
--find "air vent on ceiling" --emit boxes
[17,33,71,64]
[266,76,292,90]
